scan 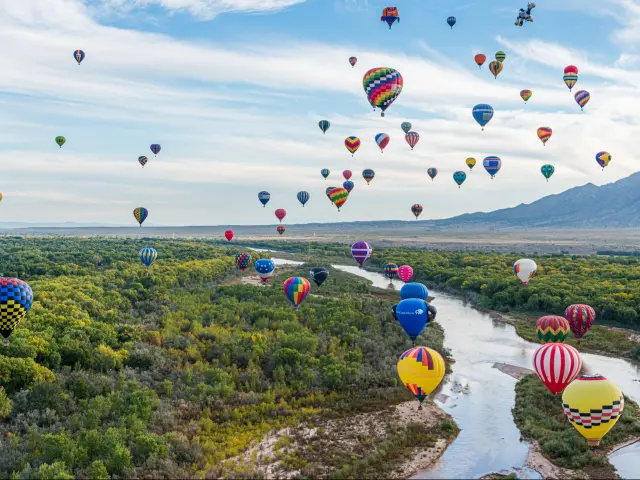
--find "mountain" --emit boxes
[429,172,640,229]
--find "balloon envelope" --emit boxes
[400,283,429,301]
[351,241,372,266]
[536,315,570,344]
[398,265,414,282]
[384,263,399,279]
[514,258,537,284]
[0,278,33,345]
[532,343,581,396]
[224,230,234,241]
[397,346,445,406]
[255,259,276,282]
[401,122,412,134]
[564,304,596,339]
[283,276,310,309]
[395,298,429,340]
[139,248,157,269]
[472,104,494,128]
[310,267,329,287]
[363,67,403,117]
[258,191,271,207]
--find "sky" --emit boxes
[1,0,639,226]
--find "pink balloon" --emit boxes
[398,265,413,282]
[343,170,353,181]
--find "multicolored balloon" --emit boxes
[447,16,456,28]
[73,50,85,65]
[0,278,33,346]
[258,191,271,207]
[321,168,330,179]
[564,304,596,339]
[537,127,552,146]
[297,191,310,207]
[453,171,466,187]
[283,276,310,309]
[466,158,476,171]
[236,252,251,271]
[495,51,506,62]
[375,133,390,152]
[533,343,582,396]
[427,168,438,181]
[343,170,353,181]
[150,144,161,156]
[401,122,412,134]
[351,241,372,267]
[564,65,578,91]
[349,57,357,67]
[255,259,275,283]
[472,104,494,130]
[133,207,148,227]
[483,156,502,179]
[139,248,157,268]
[474,53,486,69]
[536,315,571,344]
[574,90,590,110]
[489,61,503,79]
[514,258,536,284]
[345,136,361,156]
[275,208,286,223]
[381,6,400,29]
[541,164,555,181]
[397,346,445,409]
[277,225,285,235]
[310,267,329,287]
[405,132,420,150]
[343,180,354,193]
[411,204,423,219]
[384,263,399,280]
[363,67,403,117]
[329,187,349,211]
[55,136,66,148]
[224,230,234,241]
[138,156,148,167]
[595,151,611,170]
[362,169,375,185]
[319,120,330,134]
[562,375,624,447]
[520,89,532,103]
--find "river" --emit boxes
[249,249,640,479]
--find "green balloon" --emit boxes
[55,136,66,148]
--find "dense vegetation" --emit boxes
[0,237,448,478]
[513,374,640,478]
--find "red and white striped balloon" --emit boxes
[532,343,582,396]
[398,265,414,282]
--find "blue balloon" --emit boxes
[394,298,429,340]
[472,104,494,129]
[258,191,271,207]
[139,247,157,268]
[254,258,275,275]
[400,282,429,301]
[321,168,330,179]
[447,16,456,28]
[297,191,310,207]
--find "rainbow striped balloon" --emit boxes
[574,90,590,111]
[283,276,310,309]
[363,67,403,117]
[345,136,361,156]
[329,187,349,210]
[537,127,552,146]
[133,207,148,227]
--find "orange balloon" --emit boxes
[474,54,486,69]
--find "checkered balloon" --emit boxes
[0,277,33,346]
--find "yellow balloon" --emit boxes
[466,157,476,170]
[397,346,445,409]
[0,193,3,201]
[562,375,624,447]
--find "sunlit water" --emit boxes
[251,254,640,478]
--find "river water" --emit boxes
[249,249,640,479]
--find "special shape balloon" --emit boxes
[345,136,360,156]
[319,120,330,134]
[297,191,310,207]
[596,151,612,170]
[514,258,536,284]
[400,282,429,301]
[55,136,66,148]
[395,298,429,341]
[397,346,445,410]
[0,278,34,346]
[541,164,555,181]
[255,259,276,283]
[532,343,582,396]
[574,90,590,110]
[309,267,329,287]
[536,315,570,344]
[133,207,148,227]
[537,127,552,146]
[562,375,624,447]
[398,265,414,282]
[283,277,310,309]
[139,248,157,268]
[453,171,466,188]
[564,304,596,339]
[483,156,502,179]
[258,191,271,207]
[427,168,438,181]
[411,204,423,219]
[375,133,390,152]
[362,169,375,185]
[363,67,403,117]
[351,241,372,267]
[520,89,532,103]
[381,6,400,29]
[405,132,420,150]
[401,122,412,134]
[275,208,286,223]
[472,104,494,130]
[466,158,476,171]
[224,230,234,241]
[329,187,349,211]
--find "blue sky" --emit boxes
[0,0,639,226]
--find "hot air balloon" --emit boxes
[574,90,590,110]
[321,168,330,179]
[400,283,429,301]
[329,187,349,211]
[375,133,390,152]
[0,278,33,346]
[258,191,271,207]
[541,164,555,181]
[138,156,148,167]
[532,343,582,396]
[362,169,375,185]
[472,104,494,130]
[405,132,420,150]
[255,259,276,283]
[73,50,85,65]
[536,315,571,344]
[297,191,310,207]
[384,263,399,280]
[474,54,486,69]
[562,375,624,448]
[343,170,353,181]
[466,158,476,171]
[395,299,429,342]
[310,267,329,287]
[514,258,536,284]
[401,122,412,134]
[55,136,66,148]
[277,225,286,235]
[564,304,596,340]
[139,248,157,268]
[520,89,532,103]
[150,144,161,156]
[537,127,552,146]
[489,61,503,79]
[596,152,612,170]
[343,181,354,193]
[411,204,423,219]
[224,230,234,241]
[483,156,502,179]
[427,168,438,181]
[447,16,456,28]
[363,67,403,117]
[453,171,466,188]
[326,186,336,202]
[349,57,357,67]
[133,207,148,227]
[351,241,372,267]
[398,265,413,282]
[381,6,400,30]
[283,276,310,309]
[495,51,506,62]
[236,252,252,271]
[275,209,286,223]
[397,346,445,410]
[563,67,578,90]
[318,120,330,134]
[564,65,579,75]
[345,136,361,156]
